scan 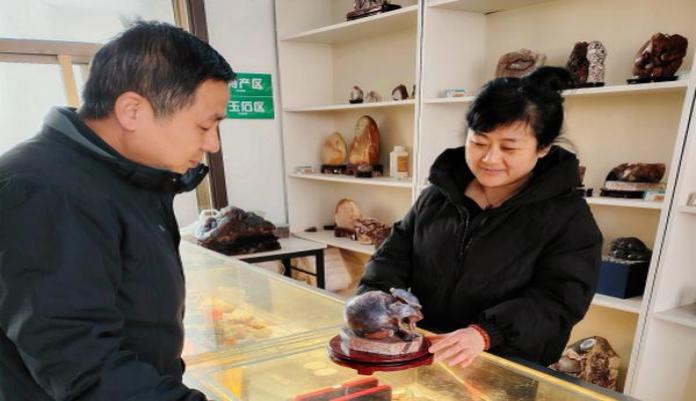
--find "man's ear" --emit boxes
[113,91,147,131]
[537,145,551,159]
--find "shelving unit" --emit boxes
[584,197,662,210]
[423,80,689,104]
[281,4,418,44]
[294,230,375,256]
[288,173,412,188]
[276,1,696,397]
[678,205,696,214]
[653,303,696,329]
[591,294,643,315]
[285,99,415,113]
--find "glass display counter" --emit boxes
[180,242,632,400]
[184,344,630,401]
[181,241,344,364]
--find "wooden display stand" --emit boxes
[275,0,696,397]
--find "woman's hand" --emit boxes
[427,327,486,368]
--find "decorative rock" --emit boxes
[606,163,665,183]
[347,0,401,21]
[633,33,688,80]
[322,132,348,165]
[349,115,380,165]
[341,328,423,356]
[194,206,280,256]
[495,48,546,78]
[391,84,409,100]
[411,84,416,99]
[550,336,620,391]
[354,217,391,247]
[587,40,607,85]
[334,199,361,230]
[608,237,651,262]
[343,288,423,343]
[365,90,382,103]
[566,42,589,86]
[349,86,364,104]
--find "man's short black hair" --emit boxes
[79,21,235,119]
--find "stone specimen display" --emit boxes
[349,115,380,165]
[495,48,546,78]
[630,33,688,83]
[334,199,362,234]
[349,86,364,104]
[321,132,348,165]
[354,217,391,247]
[600,163,666,198]
[608,163,665,182]
[391,84,409,100]
[347,0,401,21]
[608,237,652,262]
[587,40,607,86]
[195,206,280,255]
[365,90,383,103]
[550,336,620,390]
[566,42,589,86]
[342,288,424,355]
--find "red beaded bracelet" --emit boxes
[469,324,491,351]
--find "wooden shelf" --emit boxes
[285,99,415,113]
[289,173,412,189]
[294,230,375,255]
[678,205,696,215]
[592,294,643,314]
[424,81,688,105]
[428,0,553,13]
[585,197,662,210]
[653,303,696,329]
[281,5,418,45]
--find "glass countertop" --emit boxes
[184,342,621,401]
[180,242,345,365]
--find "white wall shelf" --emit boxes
[428,0,553,13]
[585,197,663,210]
[423,81,688,105]
[678,205,696,214]
[281,5,419,45]
[423,96,475,104]
[563,80,689,99]
[653,303,696,329]
[289,173,412,189]
[294,230,375,256]
[592,294,643,314]
[285,100,416,113]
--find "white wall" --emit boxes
[203,0,288,225]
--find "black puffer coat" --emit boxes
[0,107,208,400]
[359,146,602,365]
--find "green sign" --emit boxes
[227,72,275,119]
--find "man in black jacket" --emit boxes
[0,22,235,400]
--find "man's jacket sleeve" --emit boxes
[0,179,206,401]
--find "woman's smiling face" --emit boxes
[465,121,549,188]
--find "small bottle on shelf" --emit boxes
[390,146,409,180]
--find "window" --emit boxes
[0,0,178,156]
[0,0,175,43]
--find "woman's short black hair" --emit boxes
[465,67,574,148]
[79,21,236,119]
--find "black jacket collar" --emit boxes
[45,107,208,194]
[428,145,580,209]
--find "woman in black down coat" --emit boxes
[358,67,602,367]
